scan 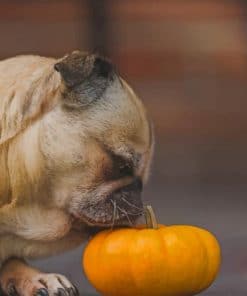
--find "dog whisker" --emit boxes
[117,206,133,226]
[126,211,144,216]
[122,197,144,212]
[110,199,117,229]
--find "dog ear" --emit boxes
[54,52,93,88]
[54,52,115,107]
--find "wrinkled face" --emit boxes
[42,52,154,228]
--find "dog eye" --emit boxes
[106,148,135,179]
[119,163,133,177]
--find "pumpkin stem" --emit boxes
[144,205,158,229]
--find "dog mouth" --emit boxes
[70,178,144,230]
[84,225,108,237]
[72,198,143,228]
[72,206,143,238]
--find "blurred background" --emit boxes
[1,0,247,294]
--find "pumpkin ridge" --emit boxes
[154,228,170,296]
[107,228,138,296]
[194,228,221,291]
[160,226,198,294]
[130,229,167,296]
[120,228,139,296]
[190,228,209,293]
[83,230,110,294]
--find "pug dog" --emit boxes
[0,51,154,296]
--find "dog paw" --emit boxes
[35,273,79,296]
[2,273,79,296]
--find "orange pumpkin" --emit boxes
[83,206,221,296]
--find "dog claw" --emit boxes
[7,283,18,296]
[35,288,49,296]
[72,285,79,296]
[56,288,67,296]
[68,286,79,296]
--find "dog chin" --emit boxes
[72,211,137,227]
[69,184,144,233]
[82,217,141,238]
[71,209,142,237]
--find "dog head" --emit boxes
[38,51,154,227]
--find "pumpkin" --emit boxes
[83,206,221,296]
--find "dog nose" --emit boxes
[123,177,143,193]
[93,56,114,78]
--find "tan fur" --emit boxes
[0,52,153,295]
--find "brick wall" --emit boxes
[0,0,246,181]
